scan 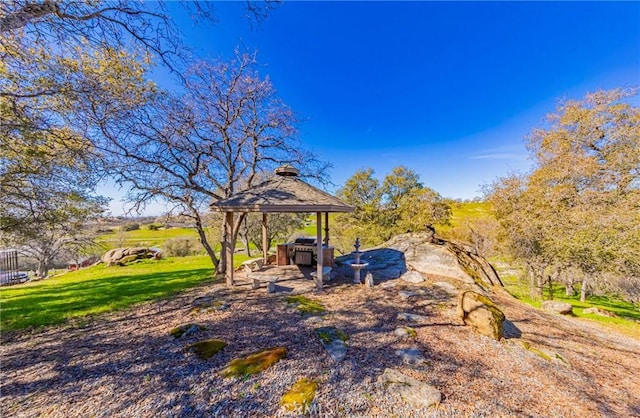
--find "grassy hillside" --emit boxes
[438,200,492,233]
[98,227,200,250]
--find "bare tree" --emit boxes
[94,52,328,272]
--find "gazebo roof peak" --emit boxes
[210,166,354,213]
[274,164,299,177]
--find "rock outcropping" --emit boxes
[102,247,161,266]
[339,233,503,290]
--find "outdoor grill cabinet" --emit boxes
[276,239,334,267]
[276,244,292,265]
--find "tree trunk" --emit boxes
[218,220,227,275]
[242,234,251,257]
[580,276,589,302]
[192,212,219,272]
[527,266,542,299]
[217,213,246,275]
[36,260,48,278]
[565,277,574,296]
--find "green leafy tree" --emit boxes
[489,88,640,302]
[334,166,451,252]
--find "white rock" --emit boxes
[378,368,441,409]
[397,312,428,322]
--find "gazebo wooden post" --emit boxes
[316,211,323,290]
[225,211,235,287]
[262,212,268,264]
[324,212,329,245]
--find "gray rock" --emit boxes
[267,282,276,293]
[395,347,426,365]
[380,281,398,288]
[400,271,424,283]
[397,312,429,322]
[583,307,616,317]
[325,340,347,362]
[378,368,441,409]
[315,326,349,362]
[304,316,324,326]
[364,272,375,287]
[433,281,459,296]
[394,326,416,338]
[541,300,573,315]
[398,290,419,300]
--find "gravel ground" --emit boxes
[1,273,639,418]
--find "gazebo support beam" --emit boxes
[316,211,323,290]
[262,213,268,264]
[225,211,235,287]
[324,212,329,246]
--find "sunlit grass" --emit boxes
[0,254,254,332]
[497,268,640,338]
[438,200,491,233]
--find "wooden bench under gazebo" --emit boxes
[210,165,354,290]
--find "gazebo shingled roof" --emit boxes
[210,173,354,213]
[210,165,354,290]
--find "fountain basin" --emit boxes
[348,261,369,284]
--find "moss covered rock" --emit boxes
[457,291,505,340]
[221,347,287,378]
[286,295,325,315]
[170,323,206,338]
[281,378,318,412]
[315,327,348,362]
[187,339,227,359]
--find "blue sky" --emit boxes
[102,1,640,215]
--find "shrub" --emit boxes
[163,237,202,257]
[146,224,162,231]
[122,223,140,231]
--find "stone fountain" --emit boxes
[349,238,369,284]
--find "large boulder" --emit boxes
[457,291,505,340]
[541,300,573,315]
[382,233,503,289]
[102,247,161,266]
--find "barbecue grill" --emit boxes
[292,237,317,266]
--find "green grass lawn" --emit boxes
[98,227,200,249]
[0,253,254,332]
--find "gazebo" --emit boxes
[210,165,354,290]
